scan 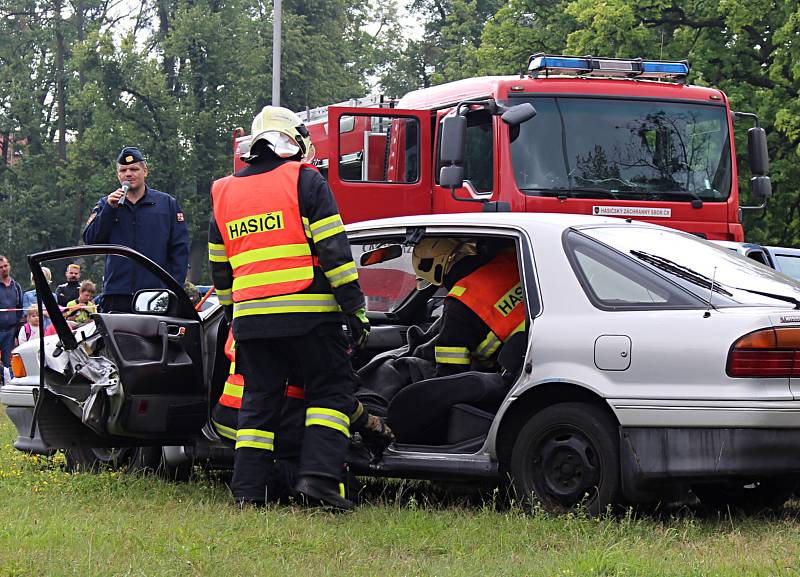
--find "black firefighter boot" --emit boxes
[293,474,355,512]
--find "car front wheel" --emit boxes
[509,402,620,516]
[63,446,134,472]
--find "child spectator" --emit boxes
[22,267,56,328]
[18,305,41,344]
[65,280,98,326]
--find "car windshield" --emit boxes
[578,225,800,308]
[510,96,731,202]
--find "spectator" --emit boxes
[18,305,41,344]
[82,146,189,313]
[22,267,56,328]
[65,280,98,325]
[56,264,81,307]
[0,256,22,381]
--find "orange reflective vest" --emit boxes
[218,331,244,409]
[217,330,305,410]
[447,251,525,355]
[211,163,315,302]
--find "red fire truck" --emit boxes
[233,54,773,241]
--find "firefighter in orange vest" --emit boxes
[211,328,390,502]
[412,238,526,376]
[209,105,371,510]
[211,329,306,501]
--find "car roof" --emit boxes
[346,212,658,234]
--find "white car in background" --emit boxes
[5,213,800,514]
[714,241,800,281]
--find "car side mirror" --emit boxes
[133,289,174,314]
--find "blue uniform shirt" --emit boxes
[0,278,22,330]
[83,187,190,296]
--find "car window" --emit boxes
[351,242,417,312]
[573,250,670,304]
[565,230,705,310]
[774,254,800,282]
[578,226,800,308]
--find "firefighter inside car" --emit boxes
[354,236,527,445]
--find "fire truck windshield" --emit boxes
[509,96,731,202]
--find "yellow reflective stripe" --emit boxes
[475,331,501,360]
[233,294,341,317]
[232,266,314,292]
[434,345,471,365]
[212,420,237,441]
[228,243,311,269]
[350,401,364,423]
[229,361,236,374]
[235,428,275,451]
[305,407,350,437]
[216,287,233,305]
[309,214,345,243]
[302,216,312,238]
[222,381,243,399]
[208,242,228,263]
[449,285,466,297]
[510,319,526,335]
[324,261,359,288]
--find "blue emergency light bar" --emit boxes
[528,54,689,82]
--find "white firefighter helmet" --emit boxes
[244,105,315,162]
[412,238,476,290]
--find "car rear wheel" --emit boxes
[510,402,620,516]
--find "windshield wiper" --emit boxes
[520,187,621,200]
[629,250,732,297]
[733,287,800,309]
[630,250,800,308]
[645,190,705,206]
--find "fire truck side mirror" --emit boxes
[440,115,466,166]
[501,103,537,126]
[439,114,466,189]
[440,165,465,188]
[750,176,772,200]
[747,127,769,176]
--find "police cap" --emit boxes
[116,146,145,165]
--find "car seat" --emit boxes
[386,332,527,447]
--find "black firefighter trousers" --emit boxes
[230,322,357,502]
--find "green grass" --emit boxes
[1,413,800,577]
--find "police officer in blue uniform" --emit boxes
[83,146,190,313]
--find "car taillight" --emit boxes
[11,353,26,378]
[727,327,800,377]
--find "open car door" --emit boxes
[28,245,206,449]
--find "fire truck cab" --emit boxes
[233,54,772,241]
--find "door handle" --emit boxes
[166,324,186,340]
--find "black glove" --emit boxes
[345,307,370,349]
